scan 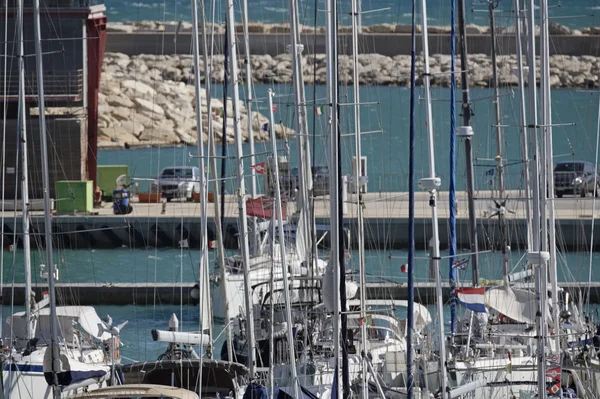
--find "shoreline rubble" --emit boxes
[98,49,600,149]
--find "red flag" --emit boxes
[246,196,286,220]
[547,382,561,395]
[546,366,561,381]
[250,162,265,174]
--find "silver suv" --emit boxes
[153,166,200,202]
[554,161,600,198]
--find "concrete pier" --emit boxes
[2,190,600,251]
[105,32,600,57]
[4,281,600,306]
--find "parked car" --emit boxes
[554,161,600,198]
[153,166,200,201]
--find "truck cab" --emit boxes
[154,166,200,202]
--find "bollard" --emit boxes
[161,198,167,215]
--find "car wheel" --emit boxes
[555,191,563,198]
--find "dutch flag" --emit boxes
[455,287,486,313]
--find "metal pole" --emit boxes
[457,0,480,286]
[326,0,341,395]
[200,0,232,361]
[489,1,510,281]
[191,0,212,362]
[268,89,300,399]
[289,0,313,266]
[16,0,32,342]
[33,0,60,396]
[350,1,368,397]
[513,0,533,252]
[242,0,259,255]
[226,0,256,378]
[540,0,561,358]
[420,0,448,396]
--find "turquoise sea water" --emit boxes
[101,0,600,29]
[100,85,600,194]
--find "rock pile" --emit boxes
[97,51,600,148]
[98,53,293,149]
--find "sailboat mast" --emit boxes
[16,0,33,342]
[289,0,312,266]
[513,0,533,252]
[350,1,368,396]
[457,0,479,285]
[540,0,560,356]
[190,0,212,352]
[225,0,256,377]
[488,1,509,279]
[267,89,299,399]
[242,0,259,254]
[419,0,448,397]
[32,0,60,395]
[525,0,546,395]
[407,1,417,397]
[326,0,341,395]
[199,0,232,361]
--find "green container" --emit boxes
[55,181,93,213]
[97,165,129,200]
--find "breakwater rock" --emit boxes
[97,51,600,148]
[98,53,293,149]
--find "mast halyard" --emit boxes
[225,0,256,378]
[199,0,232,361]
[540,0,561,358]
[190,0,212,354]
[419,0,448,396]
[289,0,313,268]
[16,0,33,342]
[267,89,300,399]
[488,0,509,280]
[524,0,547,396]
[457,0,480,286]
[33,0,60,395]
[326,0,341,395]
[350,1,368,397]
[513,0,533,253]
[242,0,259,255]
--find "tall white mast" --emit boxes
[225,0,256,377]
[540,0,560,354]
[190,0,212,352]
[326,0,341,395]
[267,89,299,399]
[526,0,547,396]
[350,0,368,397]
[419,0,447,396]
[16,0,33,342]
[199,0,232,360]
[242,0,259,254]
[32,0,60,396]
[289,0,313,266]
[513,0,533,251]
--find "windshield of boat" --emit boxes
[554,162,584,172]
[160,168,194,178]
